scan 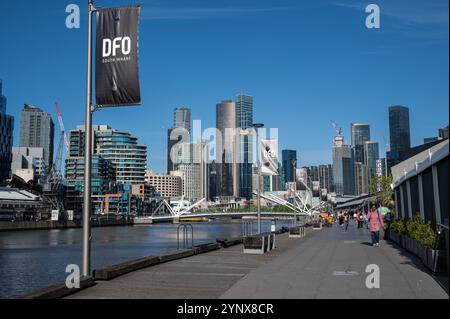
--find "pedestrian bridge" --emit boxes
[135,211,316,224]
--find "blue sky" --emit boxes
[0,0,448,173]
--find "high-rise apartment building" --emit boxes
[19,104,54,171]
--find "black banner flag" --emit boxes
[95,6,141,107]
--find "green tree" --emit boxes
[368,175,394,211]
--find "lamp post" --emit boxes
[291,159,297,226]
[253,123,264,234]
[82,0,95,277]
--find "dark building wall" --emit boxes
[0,113,14,183]
[437,157,449,225]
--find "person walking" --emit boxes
[357,212,364,229]
[344,212,350,232]
[367,204,385,247]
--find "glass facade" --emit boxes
[236,94,253,200]
[364,141,379,183]
[282,150,297,186]
[96,129,147,184]
[389,106,411,152]
[351,123,370,164]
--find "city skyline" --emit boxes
[0,0,448,173]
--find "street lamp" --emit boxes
[291,159,297,226]
[253,123,264,234]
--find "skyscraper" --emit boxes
[319,164,334,192]
[355,162,369,195]
[364,141,380,183]
[236,94,253,199]
[282,150,297,186]
[173,107,191,132]
[167,108,191,173]
[389,106,411,152]
[351,123,370,164]
[387,106,411,171]
[0,81,14,183]
[19,104,54,171]
[216,100,237,197]
[0,81,6,114]
[332,145,356,196]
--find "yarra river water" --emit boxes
[0,219,291,298]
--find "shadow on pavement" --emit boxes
[384,240,449,295]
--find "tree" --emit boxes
[368,175,395,211]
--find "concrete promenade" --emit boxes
[67,223,448,299]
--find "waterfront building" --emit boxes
[64,155,115,213]
[19,104,54,171]
[146,170,182,199]
[96,128,147,184]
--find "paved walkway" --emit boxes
[67,223,448,299]
[221,223,448,299]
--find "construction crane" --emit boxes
[42,103,68,213]
[330,120,344,147]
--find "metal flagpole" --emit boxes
[83,0,94,277]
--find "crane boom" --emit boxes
[56,103,69,153]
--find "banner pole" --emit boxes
[83,0,94,277]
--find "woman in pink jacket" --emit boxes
[367,204,385,247]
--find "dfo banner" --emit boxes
[95,6,141,107]
[260,139,279,176]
